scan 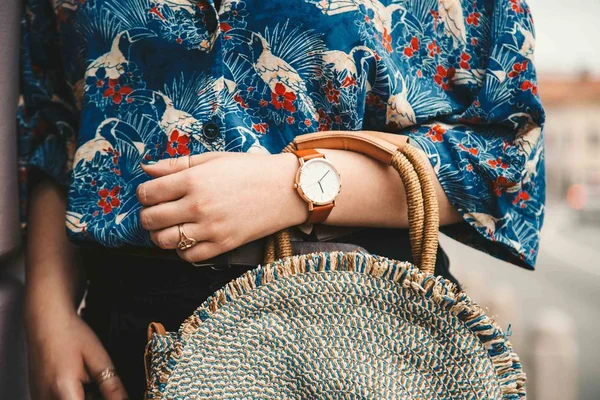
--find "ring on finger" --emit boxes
[95,366,118,385]
[177,223,198,251]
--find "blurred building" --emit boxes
[540,74,600,201]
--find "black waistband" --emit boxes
[81,227,457,310]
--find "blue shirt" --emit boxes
[18,0,546,269]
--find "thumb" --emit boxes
[82,338,129,400]
[140,152,232,178]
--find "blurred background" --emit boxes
[444,1,600,399]
[0,0,599,399]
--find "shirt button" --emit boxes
[203,122,220,140]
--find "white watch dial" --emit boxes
[298,158,341,205]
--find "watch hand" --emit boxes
[318,181,324,193]
[319,170,330,183]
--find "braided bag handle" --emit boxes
[264,132,439,275]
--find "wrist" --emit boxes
[24,289,79,333]
[273,153,310,227]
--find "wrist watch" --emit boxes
[293,149,342,224]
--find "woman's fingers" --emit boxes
[140,152,237,178]
[140,199,194,231]
[176,240,224,264]
[150,223,210,250]
[136,171,189,206]
[82,337,128,400]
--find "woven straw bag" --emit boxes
[144,132,526,399]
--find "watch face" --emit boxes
[297,158,341,205]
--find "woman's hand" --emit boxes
[137,152,307,263]
[26,310,128,400]
[25,180,128,399]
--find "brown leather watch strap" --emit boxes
[307,203,334,224]
[294,148,325,161]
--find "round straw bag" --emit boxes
[144,132,526,399]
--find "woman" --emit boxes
[19,0,545,398]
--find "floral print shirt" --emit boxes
[18,0,545,269]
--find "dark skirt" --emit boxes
[81,228,458,399]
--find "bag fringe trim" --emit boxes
[147,252,526,399]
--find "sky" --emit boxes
[527,0,600,76]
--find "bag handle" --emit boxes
[264,131,439,275]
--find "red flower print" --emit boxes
[403,37,419,58]
[430,10,440,29]
[458,143,479,156]
[466,12,481,26]
[270,83,297,112]
[427,41,440,57]
[233,93,248,108]
[434,66,455,90]
[521,80,538,95]
[508,60,529,78]
[466,164,474,172]
[492,177,517,196]
[510,0,524,13]
[286,116,295,124]
[513,190,531,207]
[260,99,268,107]
[342,75,357,88]
[382,28,393,53]
[107,148,120,165]
[103,79,133,104]
[366,92,379,105]
[417,69,423,78]
[459,53,471,70]
[317,109,331,132]
[166,130,190,157]
[252,123,268,134]
[304,119,312,127]
[324,81,341,104]
[98,186,121,215]
[220,22,232,32]
[471,38,478,46]
[426,125,446,142]
[366,92,386,110]
[196,1,211,10]
[488,157,509,169]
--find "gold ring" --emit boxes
[178,224,198,250]
[95,366,118,385]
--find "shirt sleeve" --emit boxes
[17,0,79,228]
[401,0,545,269]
